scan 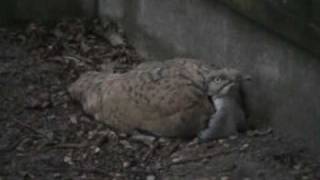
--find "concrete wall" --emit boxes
[99,0,320,152]
[219,0,320,57]
[0,0,96,25]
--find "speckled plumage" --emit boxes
[69,58,246,138]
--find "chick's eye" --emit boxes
[214,77,222,83]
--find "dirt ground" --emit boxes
[0,19,319,180]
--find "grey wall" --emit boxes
[99,0,320,152]
[0,0,95,25]
[219,0,320,57]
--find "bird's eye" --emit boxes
[214,77,222,83]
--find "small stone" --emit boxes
[45,131,54,140]
[240,144,249,151]
[201,158,209,163]
[223,143,230,148]
[108,33,125,46]
[80,174,87,179]
[187,138,199,147]
[123,161,130,168]
[27,85,36,93]
[293,163,302,170]
[159,138,168,144]
[64,156,73,165]
[53,173,61,178]
[62,103,68,108]
[88,131,96,140]
[58,91,65,96]
[220,176,230,180]
[80,116,91,123]
[81,41,90,53]
[41,100,51,108]
[106,131,118,141]
[146,175,156,180]
[172,157,183,163]
[154,162,162,169]
[47,115,56,120]
[119,133,128,138]
[77,131,84,137]
[302,176,310,180]
[229,135,238,140]
[131,134,156,145]
[120,140,134,149]
[82,153,87,159]
[70,115,78,124]
[94,147,101,154]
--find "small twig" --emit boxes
[43,167,112,177]
[142,142,159,161]
[167,143,180,157]
[166,148,236,167]
[64,55,93,65]
[69,167,113,176]
[94,133,110,147]
[0,138,23,153]
[54,143,87,149]
[13,119,49,139]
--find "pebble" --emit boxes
[159,137,169,144]
[223,143,230,148]
[146,175,156,180]
[131,134,156,145]
[47,115,56,120]
[27,85,36,93]
[108,33,125,46]
[302,176,311,180]
[293,163,302,170]
[94,147,101,154]
[64,156,73,165]
[220,176,230,180]
[240,144,249,151]
[53,173,61,178]
[172,157,183,163]
[69,115,78,124]
[88,131,96,140]
[80,174,88,179]
[120,140,134,149]
[123,161,130,168]
[26,97,41,109]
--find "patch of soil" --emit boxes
[0,19,319,180]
